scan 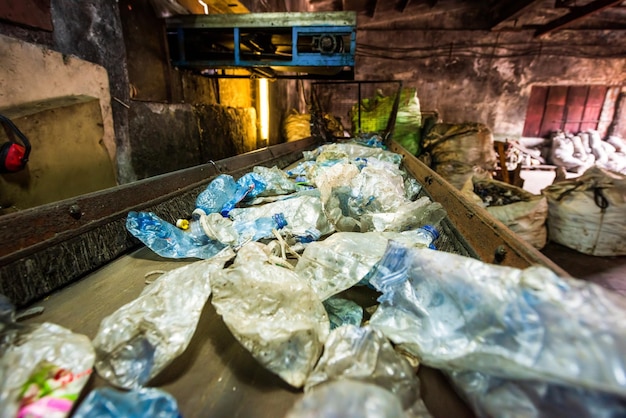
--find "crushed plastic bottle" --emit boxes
[126,211,226,259]
[286,380,406,418]
[193,172,267,218]
[93,249,235,389]
[193,174,236,217]
[295,228,440,301]
[252,165,297,196]
[72,387,181,418]
[0,295,95,418]
[360,197,447,234]
[368,240,626,396]
[232,212,288,245]
[449,369,626,418]
[229,192,335,240]
[305,325,423,411]
[211,242,329,388]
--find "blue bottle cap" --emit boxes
[421,225,439,241]
[273,213,288,229]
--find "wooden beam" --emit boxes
[535,0,623,37]
[490,0,544,31]
[395,0,411,13]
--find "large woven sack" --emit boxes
[283,109,311,142]
[350,88,422,155]
[462,176,548,249]
[542,166,626,256]
[421,122,497,189]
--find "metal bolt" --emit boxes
[69,204,82,220]
[494,245,507,263]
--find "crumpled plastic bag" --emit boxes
[286,380,406,418]
[305,325,423,411]
[368,240,626,396]
[93,248,235,389]
[211,243,330,388]
[449,369,626,418]
[0,295,95,418]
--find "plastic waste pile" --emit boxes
[4,139,625,417]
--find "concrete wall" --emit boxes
[356,29,626,141]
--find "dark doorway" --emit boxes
[523,85,608,138]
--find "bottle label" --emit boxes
[18,361,92,418]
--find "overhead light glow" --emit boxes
[198,0,208,14]
[259,78,269,141]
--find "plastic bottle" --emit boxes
[194,174,237,218]
[126,211,226,259]
[407,224,439,249]
[233,213,287,245]
[72,387,180,418]
[220,172,267,217]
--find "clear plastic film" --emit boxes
[210,243,330,388]
[93,248,235,389]
[449,369,626,418]
[368,241,626,396]
[0,295,95,418]
[286,379,406,418]
[305,325,424,412]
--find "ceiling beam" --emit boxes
[395,0,411,12]
[535,0,623,38]
[490,0,544,31]
[395,0,437,13]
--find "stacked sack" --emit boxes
[462,176,548,249]
[542,166,626,256]
[549,130,626,175]
[420,122,498,190]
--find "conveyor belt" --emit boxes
[21,247,473,418]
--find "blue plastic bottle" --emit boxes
[194,174,237,218]
[220,173,267,217]
[126,211,226,259]
[72,387,181,418]
[413,224,439,249]
[233,213,288,244]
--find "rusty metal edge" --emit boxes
[0,137,320,265]
[389,141,571,277]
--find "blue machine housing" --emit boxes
[166,11,357,79]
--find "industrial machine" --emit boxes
[165,11,357,79]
